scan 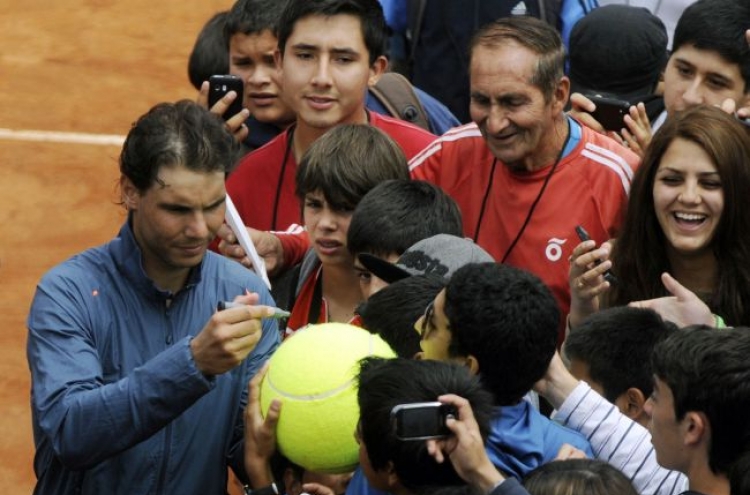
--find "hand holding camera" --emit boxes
[419,395,506,493]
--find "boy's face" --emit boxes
[229,29,295,126]
[415,289,454,362]
[663,43,748,115]
[353,252,399,300]
[277,14,386,131]
[643,377,691,472]
[303,190,354,267]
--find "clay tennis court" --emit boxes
[0,1,232,491]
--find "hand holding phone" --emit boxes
[208,74,245,121]
[391,402,458,441]
[586,95,631,132]
[575,225,617,285]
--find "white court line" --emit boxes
[0,128,126,146]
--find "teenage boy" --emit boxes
[347,179,463,299]
[537,325,750,495]
[222,0,436,269]
[415,262,593,479]
[573,0,750,155]
[563,306,677,427]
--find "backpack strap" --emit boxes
[370,72,431,131]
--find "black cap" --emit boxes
[569,5,668,103]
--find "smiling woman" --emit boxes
[569,105,750,326]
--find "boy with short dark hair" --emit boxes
[347,179,463,299]
[563,306,677,426]
[224,0,437,271]
[417,262,593,478]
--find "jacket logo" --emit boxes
[545,238,567,262]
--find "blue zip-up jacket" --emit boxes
[27,221,280,494]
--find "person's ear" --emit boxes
[619,387,647,421]
[384,460,400,490]
[367,55,388,87]
[464,355,480,376]
[683,411,708,447]
[120,176,140,211]
[553,76,571,114]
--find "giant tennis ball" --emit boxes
[260,322,395,473]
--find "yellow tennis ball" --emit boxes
[260,322,395,473]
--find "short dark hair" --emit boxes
[357,274,446,358]
[672,0,750,92]
[225,0,289,39]
[188,11,230,91]
[523,459,638,495]
[564,307,677,402]
[295,124,408,211]
[119,100,235,192]
[277,0,387,65]
[652,325,750,477]
[347,180,463,259]
[470,16,564,102]
[444,263,560,405]
[357,357,494,492]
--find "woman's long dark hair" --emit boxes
[609,106,750,325]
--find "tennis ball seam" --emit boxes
[264,375,354,401]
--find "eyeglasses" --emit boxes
[419,300,435,338]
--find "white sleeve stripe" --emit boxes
[587,403,615,442]
[584,142,635,181]
[581,148,632,195]
[408,125,482,172]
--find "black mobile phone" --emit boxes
[390,402,457,441]
[575,225,617,285]
[587,95,631,132]
[208,74,244,121]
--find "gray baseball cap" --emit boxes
[358,234,495,284]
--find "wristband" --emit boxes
[713,314,727,329]
[244,482,279,495]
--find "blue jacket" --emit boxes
[27,221,280,494]
[486,400,594,479]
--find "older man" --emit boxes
[409,16,639,343]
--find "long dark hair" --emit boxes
[609,106,750,325]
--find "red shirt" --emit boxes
[409,120,639,343]
[226,112,436,267]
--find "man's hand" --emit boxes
[533,351,580,411]
[629,272,714,328]
[244,363,281,486]
[217,224,286,276]
[196,80,250,144]
[190,292,274,375]
[425,394,505,493]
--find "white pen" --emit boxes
[217,301,291,319]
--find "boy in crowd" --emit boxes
[573,0,750,155]
[347,179,463,299]
[563,306,677,426]
[222,0,436,272]
[415,262,592,478]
